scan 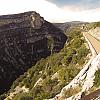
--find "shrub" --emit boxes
[0,94,6,100]
[94,69,100,87]
[77,45,89,59]
[63,86,81,98]
[13,93,33,100]
[71,37,84,48]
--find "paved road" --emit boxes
[84,32,100,54]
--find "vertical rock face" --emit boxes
[0,11,67,94]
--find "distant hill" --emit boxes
[53,21,88,32]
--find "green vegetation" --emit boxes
[87,22,100,29]
[89,69,100,94]
[94,69,100,87]
[0,94,6,100]
[93,22,100,28]
[7,27,89,100]
[63,86,81,98]
[13,93,33,100]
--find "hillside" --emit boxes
[51,23,100,100]
[1,22,90,100]
[0,11,100,100]
[53,21,88,33]
[0,11,67,94]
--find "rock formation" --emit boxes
[0,11,67,94]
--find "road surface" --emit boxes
[84,32,100,54]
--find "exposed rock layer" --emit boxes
[0,11,67,94]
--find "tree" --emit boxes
[94,70,100,87]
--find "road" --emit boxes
[84,32,100,54]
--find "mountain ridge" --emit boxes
[0,11,67,94]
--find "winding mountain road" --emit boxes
[83,32,100,54]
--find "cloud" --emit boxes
[61,6,100,22]
[0,0,64,22]
[0,0,71,22]
[0,0,100,22]
[77,8,100,22]
[62,5,85,12]
[47,0,100,10]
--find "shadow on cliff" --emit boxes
[0,11,67,94]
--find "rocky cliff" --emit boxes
[0,11,67,94]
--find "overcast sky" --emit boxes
[0,0,100,22]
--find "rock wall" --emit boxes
[0,11,67,94]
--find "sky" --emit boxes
[0,0,100,22]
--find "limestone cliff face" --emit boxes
[0,11,67,94]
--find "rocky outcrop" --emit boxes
[0,11,67,94]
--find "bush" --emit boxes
[63,86,81,98]
[94,69,100,87]
[93,22,100,28]
[71,37,84,48]
[72,55,77,64]
[0,94,6,100]
[59,68,69,82]
[13,93,33,100]
[77,45,89,59]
